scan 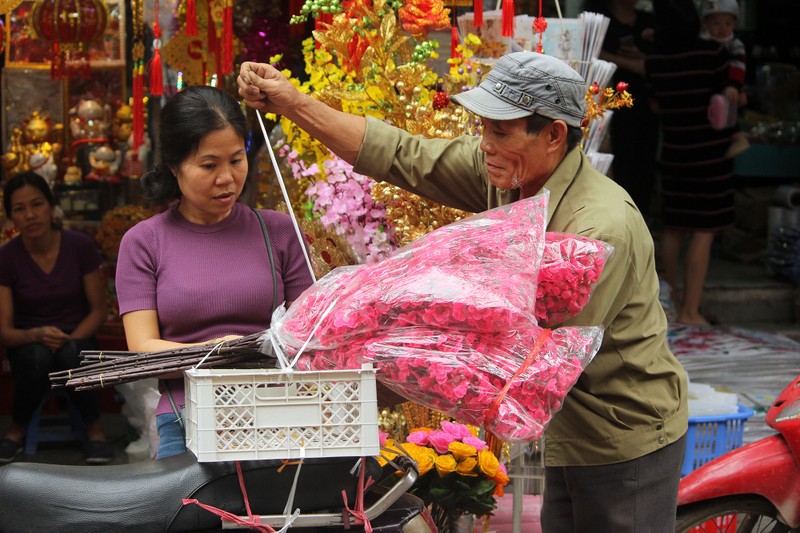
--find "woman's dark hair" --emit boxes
[141,85,248,205]
[526,114,584,152]
[3,171,55,217]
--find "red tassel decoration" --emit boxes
[474,0,483,28]
[148,1,163,95]
[133,60,145,151]
[501,0,515,37]
[221,1,234,75]
[451,25,460,59]
[185,0,198,36]
[207,0,220,80]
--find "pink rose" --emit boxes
[427,430,457,454]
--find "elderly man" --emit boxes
[238,51,687,532]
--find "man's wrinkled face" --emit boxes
[479,117,551,195]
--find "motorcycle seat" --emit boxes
[0,451,379,532]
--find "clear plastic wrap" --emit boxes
[270,193,608,442]
[297,325,602,441]
[535,233,615,325]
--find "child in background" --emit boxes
[701,0,750,157]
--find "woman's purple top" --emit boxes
[115,202,314,415]
[0,230,103,332]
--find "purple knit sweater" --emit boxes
[115,202,314,414]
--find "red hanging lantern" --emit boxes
[30,0,109,79]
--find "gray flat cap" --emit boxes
[451,52,586,128]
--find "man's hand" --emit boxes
[237,62,300,116]
[237,60,367,166]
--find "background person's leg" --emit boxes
[679,231,715,325]
[6,344,53,432]
[54,339,102,430]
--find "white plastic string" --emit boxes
[254,111,317,283]
[192,341,225,371]
[276,454,304,533]
[286,297,340,370]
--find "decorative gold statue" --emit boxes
[1,110,64,177]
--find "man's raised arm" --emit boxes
[237,61,366,165]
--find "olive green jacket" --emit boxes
[354,117,688,466]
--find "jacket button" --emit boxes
[656,424,663,430]
[658,437,665,444]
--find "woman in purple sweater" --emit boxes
[115,86,314,459]
[0,172,110,464]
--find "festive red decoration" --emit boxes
[207,0,221,79]
[501,0,514,37]
[221,0,234,75]
[185,0,198,36]
[148,0,163,95]
[589,81,601,95]
[616,81,629,93]
[533,16,547,52]
[473,0,483,27]
[433,91,450,110]
[398,0,450,37]
[451,25,460,59]
[30,0,108,79]
[131,0,145,155]
[132,51,145,151]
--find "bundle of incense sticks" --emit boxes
[50,331,276,391]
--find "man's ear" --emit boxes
[547,120,569,150]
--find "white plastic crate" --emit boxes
[184,364,380,462]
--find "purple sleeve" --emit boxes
[115,219,159,316]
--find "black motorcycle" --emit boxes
[0,451,431,532]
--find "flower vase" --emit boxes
[430,504,475,533]
[452,513,475,533]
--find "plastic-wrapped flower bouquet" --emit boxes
[269,192,611,442]
[379,420,509,526]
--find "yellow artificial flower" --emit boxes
[435,453,458,477]
[405,443,437,476]
[477,448,499,478]
[456,456,479,477]
[448,441,477,461]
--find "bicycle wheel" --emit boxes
[675,496,793,533]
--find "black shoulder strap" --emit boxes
[252,208,279,314]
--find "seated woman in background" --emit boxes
[0,171,112,464]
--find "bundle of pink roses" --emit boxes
[535,233,614,326]
[270,193,609,441]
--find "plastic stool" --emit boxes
[24,389,85,455]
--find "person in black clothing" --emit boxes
[583,0,659,219]
[646,0,735,325]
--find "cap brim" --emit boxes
[451,86,534,121]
